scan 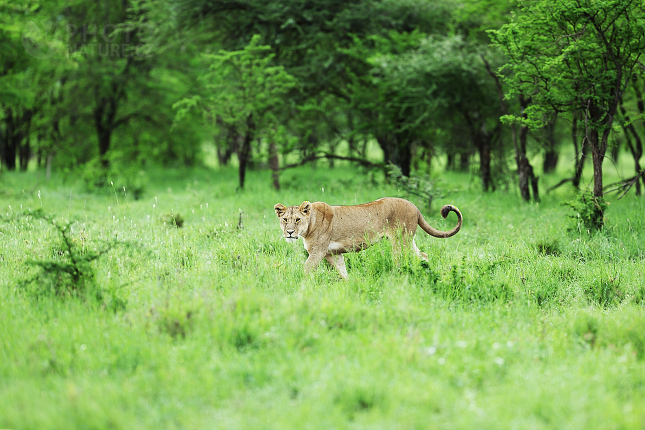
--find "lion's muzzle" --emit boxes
[285,229,298,242]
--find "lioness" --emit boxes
[274,197,462,279]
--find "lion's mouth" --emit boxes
[285,236,298,243]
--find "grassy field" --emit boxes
[1,160,644,429]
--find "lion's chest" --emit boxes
[328,241,345,252]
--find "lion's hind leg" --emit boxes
[386,225,426,263]
[325,254,348,280]
[412,237,429,261]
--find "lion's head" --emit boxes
[274,201,312,243]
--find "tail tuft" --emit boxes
[441,205,459,219]
[419,204,462,238]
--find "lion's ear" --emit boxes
[299,201,312,216]
[274,203,287,217]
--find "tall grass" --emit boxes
[0,164,643,429]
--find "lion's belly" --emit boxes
[327,235,382,254]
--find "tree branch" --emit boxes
[604,169,645,199]
[546,177,575,193]
[113,112,159,129]
[279,153,382,171]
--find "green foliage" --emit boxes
[583,275,623,309]
[562,192,608,232]
[436,257,513,304]
[159,212,184,228]
[174,35,296,134]
[491,0,645,130]
[20,215,110,300]
[344,32,502,174]
[80,157,148,200]
[534,239,561,257]
[150,299,196,339]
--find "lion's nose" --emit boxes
[286,229,295,236]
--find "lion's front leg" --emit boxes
[303,250,326,275]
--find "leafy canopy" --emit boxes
[174,34,296,133]
[491,0,645,129]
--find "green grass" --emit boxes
[0,162,644,429]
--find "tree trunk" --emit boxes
[0,121,4,172]
[518,161,530,201]
[328,140,337,168]
[586,121,607,229]
[543,150,558,174]
[19,136,30,171]
[446,152,455,170]
[586,100,613,200]
[542,117,559,173]
[237,115,255,190]
[610,144,620,164]
[530,169,540,202]
[217,146,233,166]
[1,108,17,170]
[97,126,112,167]
[572,144,588,189]
[269,141,280,191]
[216,117,238,166]
[620,103,643,196]
[377,132,412,177]
[459,152,470,171]
[461,106,495,192]
[19,110,33,171]
[517,121,531,201]
[94,94,118,167]
[588,128,605,198]
[513,95,540,201]
[572,114,587,188]
[479,133,492,192]
[92,55,133,167]
[630,77,645,190]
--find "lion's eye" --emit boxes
[295,219,300,223]
[283,218,287,223]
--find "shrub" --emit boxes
[562,191,608,232]
[80,155,148,200]
[19,212,126,309]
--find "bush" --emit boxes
[80,155,148,200]
[562,191,608,232]
[19,212,126,310]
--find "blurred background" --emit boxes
[1,0,643,209]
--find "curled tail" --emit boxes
[418,204,462,238]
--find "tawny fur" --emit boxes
[274,197,462,279]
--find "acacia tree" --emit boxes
[0,0,64,171]
[174,35,296,189]
[492,0,645,222]
[171,0,456,175]
[59,0,157,167]
[344,33,503,187]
